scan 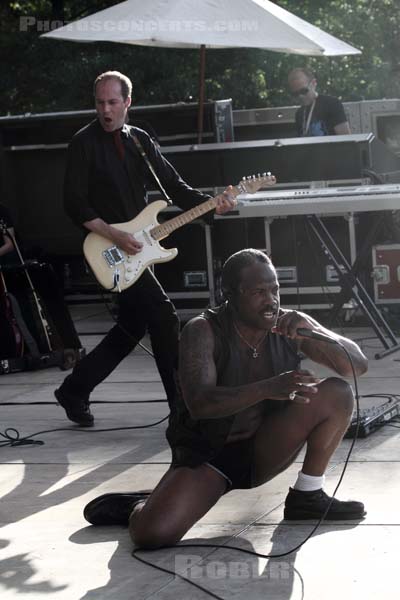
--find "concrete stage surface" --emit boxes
[1,305,399,600]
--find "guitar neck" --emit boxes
[151,187,240,241]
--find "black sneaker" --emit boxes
[83,491,151,526]
[284,487,366,520]
[55,385,94,427]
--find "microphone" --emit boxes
[296,328,338,344]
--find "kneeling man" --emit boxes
[84,249,368,548]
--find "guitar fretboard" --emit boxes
[151,192,236,241]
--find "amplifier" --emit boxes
[161,133,400,189]
[212,214,351,289]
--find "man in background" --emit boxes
[288,67,351,137]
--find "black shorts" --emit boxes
[171,401,290,491]
[204,400,290,491]
[205,437,255,491]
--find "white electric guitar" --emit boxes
[83,173,275,291]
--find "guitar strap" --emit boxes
[129,131,173,206]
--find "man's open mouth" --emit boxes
[262,309,278,319]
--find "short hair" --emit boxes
[288,67,315,82]
[221,249,273,299]
[94,71,132,100]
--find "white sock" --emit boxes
[293,470,325,492]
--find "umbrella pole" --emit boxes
[197,44,206,144]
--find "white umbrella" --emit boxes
[43,0,361,139]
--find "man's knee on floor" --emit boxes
[129,518,183,550]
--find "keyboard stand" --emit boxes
[326,214,385,328]
[306,215,400,359]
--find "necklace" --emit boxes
[302,97,316,136]
[233,322,267,358]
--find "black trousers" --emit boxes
[64,269,179,408]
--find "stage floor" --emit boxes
[1,305,399,600]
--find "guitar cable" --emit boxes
[98,286,155,359]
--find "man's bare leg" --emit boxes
[252,377,354,486]
[250,377,364,519]
[129,464,228,549]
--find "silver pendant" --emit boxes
[252,349,259,358]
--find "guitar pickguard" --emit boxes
[95,223,177,291]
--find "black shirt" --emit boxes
[64,119,210,228]
[295,94,348,137]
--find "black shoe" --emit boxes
[83,491,151,526]
[284,487,366,521]
[55,385,94,427]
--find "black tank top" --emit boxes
[166,303,300,467]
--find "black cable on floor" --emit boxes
[0,415,169,448]
[0,399,167,406]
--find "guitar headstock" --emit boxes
[237,172,276,195]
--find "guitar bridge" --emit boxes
[103,246,124,267]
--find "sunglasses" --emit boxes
[291,86,311,98]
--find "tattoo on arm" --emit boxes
[179,318,217,407]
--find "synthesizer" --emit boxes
[217,184,400,218]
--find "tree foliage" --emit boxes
[1,0,400,114]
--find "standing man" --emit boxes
[83,249,368,546]
[288,67,351,137]
[55,70,236,426]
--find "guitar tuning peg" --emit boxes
[242,176,246,181]
[267,171,271,176]
[262,172,267,177]
[257,173,261,178]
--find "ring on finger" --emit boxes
[289,391,297,401]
